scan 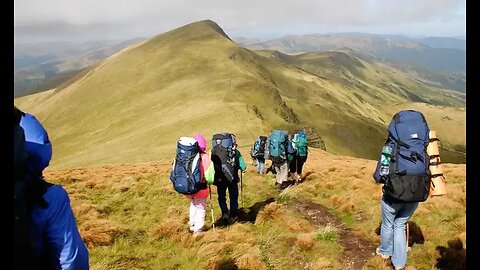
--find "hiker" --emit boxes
[14,106,89,269]
[292,130,308,180]
[211,133,246,224]
[286,133,298,181]
[185,133,215,236]
[251,136,267,175]
[373,110,431,270]
[269,130,289,191]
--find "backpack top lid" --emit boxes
[388,110,429,145]
[298,130,307,139]
[269,130,287,161]
[212,133,236,149]
[179,136,198,147]
[19,113,52,174]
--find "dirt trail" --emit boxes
[290,200,377,270]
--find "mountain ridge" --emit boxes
[14,20,466,169]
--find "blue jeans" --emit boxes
[379,195,419,268]
[256,158,265,174]
[217,181,239,217]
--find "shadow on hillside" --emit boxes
[435,238,466,270]
[212,197,275,228]
[217,258,238,270]
[238,197,275,223]
[375,220,425,247]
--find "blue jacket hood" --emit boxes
[19,113,52,173]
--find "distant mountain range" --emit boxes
[14,20,465,169]
[236,33,466,93]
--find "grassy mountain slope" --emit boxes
[14,20,466,169]
[14,38,144,97]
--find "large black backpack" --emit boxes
[252,136,267,158]
[374,110,431,202]
[211,133,237,184]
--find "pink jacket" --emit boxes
[185,152,211,199]
[185,133,211,199]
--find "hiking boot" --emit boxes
[276,182,287,191]
[192,230,202,239]
[228,215,238,224]
[375,247,390,260]
[221,213,229,221]
[390,261,404,270]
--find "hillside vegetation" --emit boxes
[43,148,466,270]
[14,20,466,169]
[14,39,144,97]
[15,20,466,269]
[240,33,466,94]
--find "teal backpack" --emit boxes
[295,131,308,157]
[269,130,287,163]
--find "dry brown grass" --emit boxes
[237,254,267,270]
[363,256,393,270]
[39,147,464,269]
[255,202,313,233]
[295,233,316,251]
[150,217,187,241]
[307,257,335,270]
[255,202,283,225]
[81,219,127,248]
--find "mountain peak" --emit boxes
[159,19,231,41]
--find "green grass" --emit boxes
[44,147,465,269]
[316,225,338,243]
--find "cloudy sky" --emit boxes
[14,0,466,44]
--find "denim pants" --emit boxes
[217,181,239,217]
[257,158,265,174]
[379,195,419,268]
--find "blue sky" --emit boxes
[14,0,466,43]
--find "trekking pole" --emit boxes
[295,155,299,185]
[209,185,215,232]
[240,170,244,209]
[406,222,409,252]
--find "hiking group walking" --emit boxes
[170,129,310,236]
[251,129,309,191]
[14,105,445,270]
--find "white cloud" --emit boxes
[13,0,466,43]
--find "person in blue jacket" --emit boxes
[15,107,89,269]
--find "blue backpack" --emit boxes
[211,133,237,184]
[252,136,267,158]
[269,130,287,163]
[170,137,203,194]
[374,110,431,202]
